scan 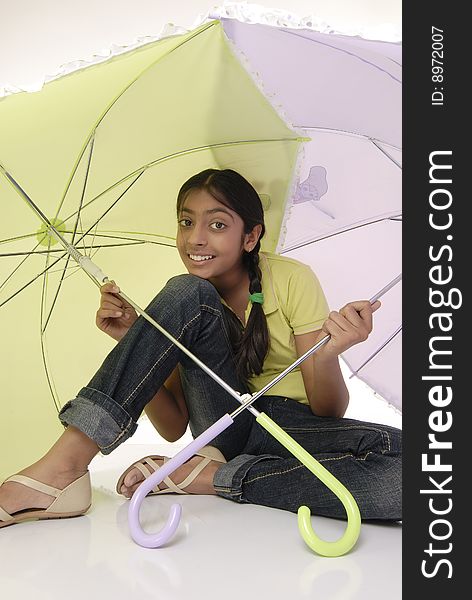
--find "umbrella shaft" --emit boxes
[116,289,246,405]
[369,273,402,303]
[230,272,402,416]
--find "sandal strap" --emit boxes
[128,456,172,493]
[146,457,187,494]
[119,446,226,496]
[4,475,60,497]
[0,505,12,520]
[176,457,211,490]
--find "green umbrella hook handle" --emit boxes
[255,412,361,557]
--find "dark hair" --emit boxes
[176,168,269,382]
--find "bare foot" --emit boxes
[0,462,88,517]
[119,456,220,498]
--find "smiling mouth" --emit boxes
[188,254,214,262]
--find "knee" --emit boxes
[164,274,220,302]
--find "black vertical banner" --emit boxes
[403,2,466,595]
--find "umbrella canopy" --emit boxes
[0,16,401,479]
[0,19,304,478]
[217,18,402,409]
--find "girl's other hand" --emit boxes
[319,300,381,359]
[96,281,138,342]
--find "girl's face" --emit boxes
[176,188,260,288]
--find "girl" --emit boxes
[0,169,401,527]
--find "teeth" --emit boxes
[189,254,214,262]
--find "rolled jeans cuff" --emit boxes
[213,454,277,502]
[58,387,138,455]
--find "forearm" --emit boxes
[308,355,349,418]
[144,386,189,442]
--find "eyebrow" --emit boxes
[179,207,235,221]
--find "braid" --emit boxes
[236,248,270,381]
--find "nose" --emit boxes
[187,222,207,247]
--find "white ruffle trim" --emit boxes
[0,22,188,98]
[0,1,401,99]
[204,1,401,42]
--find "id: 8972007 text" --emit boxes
[431,26,444,106]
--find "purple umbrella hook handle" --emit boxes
[128,413,234,548]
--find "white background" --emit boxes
[1,0,401,89]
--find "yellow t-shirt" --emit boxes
[224,252,330,404]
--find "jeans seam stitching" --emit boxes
[122,312,200,407]
[283,425,392,453]
[383,430,391,452]
[201,304,239,375]
[319,451,374,462]
[201,304,221,315]
[244,452,374,485]
[245,463,304,484]
[283,425,388,433]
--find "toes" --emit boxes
[124,472,138,487]
[119,463,156,497]
[124,466,147,488]
[120,484,131,497]
[120,480,143,498]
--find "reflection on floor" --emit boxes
[0,426,401,600]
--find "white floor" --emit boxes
[1,412,401,600]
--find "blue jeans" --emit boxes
[59,274,402,521]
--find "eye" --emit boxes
[210,221,226,230]
[178,218,192,227]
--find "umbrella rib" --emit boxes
[66,170,146,242]
[55,21,218,218]
[58,167,145,234]
[91,21,217,133]
[279,29,402,84]
[69,135,96,256]
[0,251,37,292]
[84,232,176,245]
[0,253,70,308]
[0,231,175,254]
[347,325,402,378]
[41,241,75,334]
[39,250,62,413]
[291,126,401,151]
[280,213,402,252]
[0,235,53,293]
[0,242,148,257]
[42,278,66,334]
[62,137,302,220]
[0,232,40,245]
[370,138,402,169]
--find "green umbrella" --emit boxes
[0,20,305,478]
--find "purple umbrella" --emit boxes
[217,17,402,410]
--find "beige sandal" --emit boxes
[116,445,226,497]
[0,472,92,529]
